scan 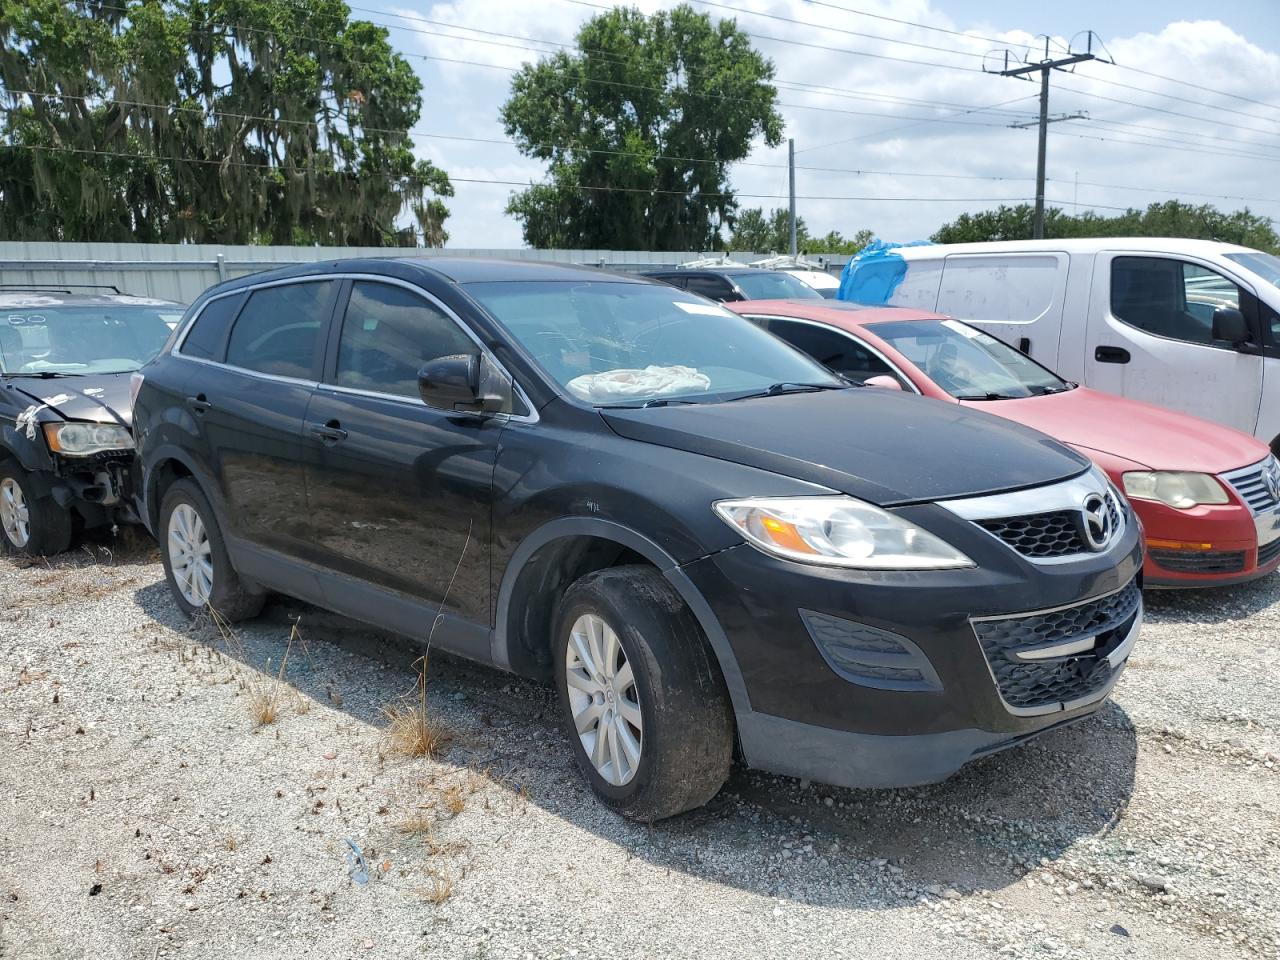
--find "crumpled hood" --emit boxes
[11,373,134,429]
[601,388,1090,506]
[965,386,1269,474]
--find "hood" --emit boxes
[10,373,134,429]
[969,386,1268,474]
[601,388,1089,506]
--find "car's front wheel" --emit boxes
[0,463,72,557]
[159,479,264,621]
[554,565,734,821]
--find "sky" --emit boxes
[351,0,1280,249]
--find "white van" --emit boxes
[885,239,1280,452]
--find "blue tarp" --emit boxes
[837,238,933,304]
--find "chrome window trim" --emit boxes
[937,466,1126,564]
[741,313,921,395]
[172,272,539,423]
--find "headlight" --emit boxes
[713,496,974,570]
[42,422,134,456]
[1121,471,1228,509]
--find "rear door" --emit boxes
[1084,253,1264,434]
[302,278,505,640]
[933,251,1069,364]
[183,278,337,558]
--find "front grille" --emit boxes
[978,510,1086,558]
[973,579,1141,714]
[1258,538,1280,568]
[1223,460,1280,514]
[1150,549,1246,575]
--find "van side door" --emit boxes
[1085,252,1264,435]
[932,252,1070,365]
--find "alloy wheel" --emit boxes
[0,477,30,549]
[564,613,644,786]
[168,503,213,607]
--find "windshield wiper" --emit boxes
[954,392,1021,401]
[1,371,82,379]
[600,397,700,409]
[724,382,844,402]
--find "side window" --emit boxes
[180,294,242,361]
[765,319,904,386]
[226,281,333,378]
[335,281,477,399]
[1110,257,1243,347]
[685,275,731,301]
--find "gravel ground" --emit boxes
[1,537,1278,960]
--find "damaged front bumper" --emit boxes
[46,452,141,528]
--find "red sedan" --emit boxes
[728,299,1280,588]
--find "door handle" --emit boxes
[1095,345,1131,364]
[186,394,211,414]
[307,419,348,445]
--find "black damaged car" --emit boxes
[0,287,182,555]
[132,259,1143,821]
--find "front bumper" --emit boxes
[681,500,1144,789]
[1134,498,1280,587]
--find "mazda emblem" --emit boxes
[1081,493,1113,551]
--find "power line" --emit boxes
[0,141,1034,203]
[796,94,1034,155]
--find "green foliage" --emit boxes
[500,4,783,250]
[932,201,1279,252]
[0,0,452,245]
[729,206,872,255]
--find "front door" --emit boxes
[303,279,502,636]
[1085,253,1263,435]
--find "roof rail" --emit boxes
[747,254,830,270]
[0,283,124,294]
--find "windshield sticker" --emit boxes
[941,319,983,339]
[674,301,731,317]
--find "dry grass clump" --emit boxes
[382,665,451,759]
[419,870,456,904]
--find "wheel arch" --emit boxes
[142,445,216,537]
[492,517,751,716]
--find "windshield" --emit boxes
[0,304,180,375]
[869,318,1069,399]
[1225,251,1280,288]
[731,271,824,300]
[464,280,841,405]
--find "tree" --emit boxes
[729,206,873,255]
[500,5,783,250]
[0,0,453,245]
[932,201,1279,252]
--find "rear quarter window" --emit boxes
[180,294,243,361]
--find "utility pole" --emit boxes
[989,32,1109,239]
[787,138,797,256]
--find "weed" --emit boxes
[419,870,455,905]
[382,676,451,759]
[244,622,299,728]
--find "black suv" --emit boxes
[642,267,824,303]
[0,287,183,554]
[133,259,1143,820]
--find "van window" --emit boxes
[335,282,476,399]
[1110,257,1242,346]
[226,281,334,379]
[684,275,735,301]
[935,254,1065,324]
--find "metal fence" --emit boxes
[0,242,847,304]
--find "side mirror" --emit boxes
[418,354,511,414]
[863,375,903,391]
[1211,306,1250,346]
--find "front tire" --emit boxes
[554,565,734,821]
[159,479,264,622]
[0,463,72,557]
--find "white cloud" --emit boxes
[365,0,1280,249]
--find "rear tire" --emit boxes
[0,463,72,557]
[159,479,264,622]
[553,565,734,821]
